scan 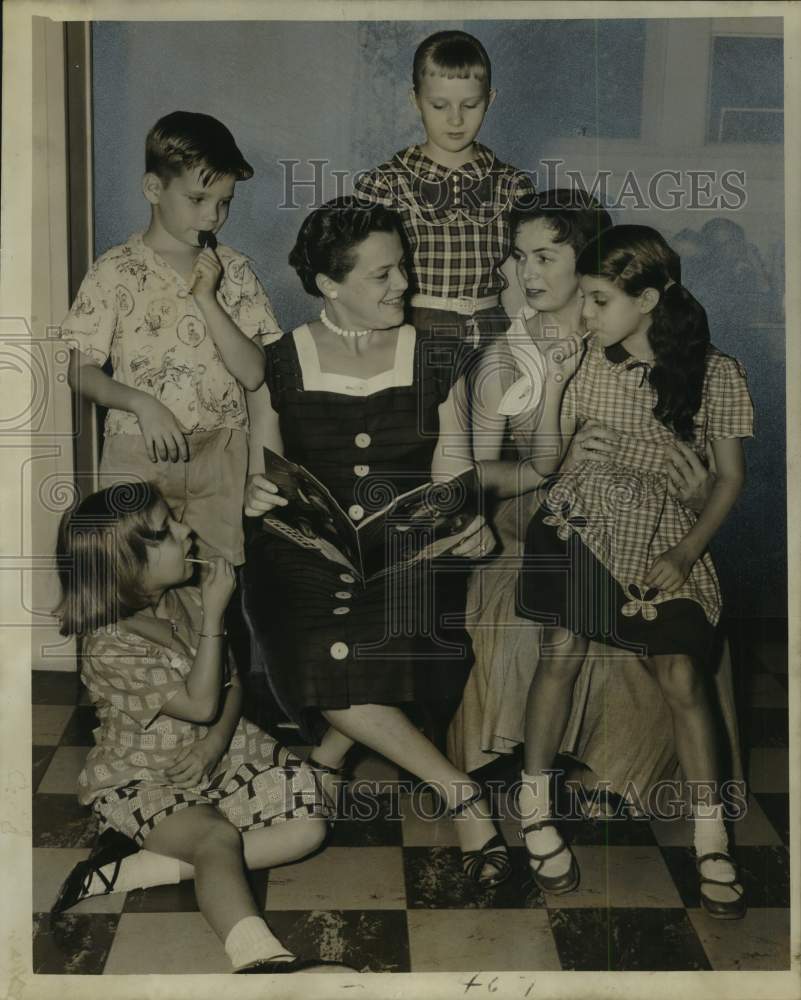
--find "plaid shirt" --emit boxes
[353,143,536,300]
[563,339,754,466]
[553,338,754,626]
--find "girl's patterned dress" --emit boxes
[79,586,326,845]
[447,310,746,805]
[518,337,754,661]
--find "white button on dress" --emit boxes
[339,573,355,584]
[333,607,350,616]
[355,433,371,449]
[330,642,349,660]
[334,591,352,600]
[348,504,365,521]
[354,464,369,477]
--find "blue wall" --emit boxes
[92,19,785,615]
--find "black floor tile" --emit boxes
[404,845,542,909]
[59,705,100,747]
[560,816,658,848]
[265,909,410,973]
[659,845,790,908]
[754,792,790,845]
[327,793,404,847]
[33,912,120,974]
[548,907,711,971]
[746,707,788,748]
[32,672,83,706]
[121,881,200,913]
[33,794,98,848]
[33,746,56,793]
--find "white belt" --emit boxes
[410,293,500,316]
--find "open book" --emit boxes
[256,447,480,581]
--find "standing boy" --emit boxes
[354,30,536,350]
[61,111,281,564]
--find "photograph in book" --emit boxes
[258,446,481,579]
[1,1,799,997]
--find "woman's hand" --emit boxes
[165,735,225,789]
[665,441,716,513]
[243,474,289,517]
[451,515,496,559]
[645,543,695,593]
[561,419,621,470]
[199,557,236,624]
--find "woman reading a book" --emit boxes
[240,198,545,888]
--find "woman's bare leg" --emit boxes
[322,703,498,864]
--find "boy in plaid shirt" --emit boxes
[354,30,536,350]
[62,112,281,564]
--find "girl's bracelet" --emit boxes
[198,629,227,639]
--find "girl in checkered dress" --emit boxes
[52,483,353,974]
[516,225,753,919]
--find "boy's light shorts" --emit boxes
[99,427,248,564]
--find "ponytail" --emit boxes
[647,283,710,441]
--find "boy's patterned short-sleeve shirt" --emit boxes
[59,232,282,435]
[353,143,536,301]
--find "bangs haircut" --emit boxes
[146,110,254,187]
[55,481,169,636]
[510,189,613,257]
[413,30,491,94]
[576,225,708,442]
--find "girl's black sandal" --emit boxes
[519,819,580,894]
[52,829,139,914]
[697,851,747,919]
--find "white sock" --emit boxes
[519,771,570,878]
[224,915,294,971]
[86,850,182,896]
[693,802,740,903]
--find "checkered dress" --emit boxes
[518,338,754,658]
[353,143,536,300]
[78,587,327,844]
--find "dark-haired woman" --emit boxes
[449,196,745,848]
[241,199,544,888]
[515,225,753,917]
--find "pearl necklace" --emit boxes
[319,308,372,339]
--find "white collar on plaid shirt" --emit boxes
[396,142,497,181]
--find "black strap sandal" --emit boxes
[449,788,512,888]
[519,820,580,895]
[696,850,747,920]
[52,829,140,914]
[237,956,359,974]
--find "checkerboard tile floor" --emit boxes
[32,620,791,973]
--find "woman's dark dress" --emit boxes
[242,324,473,743]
